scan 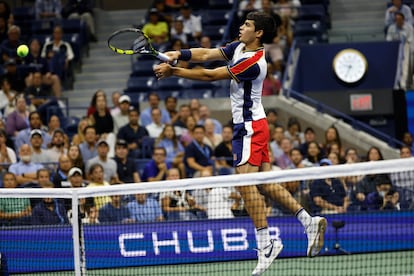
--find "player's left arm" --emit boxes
[155,64,231,81]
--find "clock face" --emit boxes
[333,49,368,83]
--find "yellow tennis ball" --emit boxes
[17,44,29,57]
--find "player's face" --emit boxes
[239,19,258,45]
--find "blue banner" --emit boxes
[1,211,413,273]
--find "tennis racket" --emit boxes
[107,27,174,63]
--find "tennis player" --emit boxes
[154,11,326,276]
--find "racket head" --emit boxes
[107,28,151,55]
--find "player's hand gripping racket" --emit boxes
[107,27,176,64]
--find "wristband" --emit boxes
[179,49,192,61]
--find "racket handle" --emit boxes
[157,52,178,65]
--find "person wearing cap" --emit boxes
[85,139,119,184]
[113,139,141,184]
[47,128,68,162]
[0,128,16,164]
[30,129,52,163]
[176,3,202,42]
[142,8,169,45]
[68,167,87,188]
[309,159,348,214]
[112,94,131,134]
[365,181,399,211]
[8,144,44,186]
[15,111,51,151]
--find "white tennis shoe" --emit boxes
[306,216,327,257]
[252,239,283,276]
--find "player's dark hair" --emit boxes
[246,11,277,44]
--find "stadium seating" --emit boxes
[208,0,233,10]
[31,19,54,35]
[131,60,157,77]
[180,88,214,99]
[202,25,225,41]
[156,76,187,91]
[200,9,231,26]
[125,76,156,93]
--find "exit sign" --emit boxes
[350,94,373,111]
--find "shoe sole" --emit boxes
[251,243,284,276]
[308,218,327,258]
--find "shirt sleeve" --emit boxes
[220,41,241,61]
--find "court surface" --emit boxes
[14,250,414,276]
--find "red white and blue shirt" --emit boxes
[220,41,267,124]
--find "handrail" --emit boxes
[282,40,297,96]
[220,0,239,44]
[285,89,404,148]
[394,38,408,90]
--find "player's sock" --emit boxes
[256,227,270,250]
[295,208,312,228]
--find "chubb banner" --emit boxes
[1,211,413,273]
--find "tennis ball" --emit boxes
[17,44,29,57]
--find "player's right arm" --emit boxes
[166,48,224,63]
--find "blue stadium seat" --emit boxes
[293,20,327,37]
[64,116,80,139]
[180,88,214,99]
[214,87,229,98]
[131,60,156,77]
[141,136,155,158]
[126,76,156,92]
[58,18,89,49]
[31,19,54,35]
[202,25,225,41]
[13,7,35,39]
[186,79,218,89]
[157,90,181,100]
[64,33,82,65]
[135,159,151,176]
[200,10,231,26]
[156,76,186,91]
[296,5,329,23]
[208,0,233,9]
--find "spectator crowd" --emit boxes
[0,0,413,227]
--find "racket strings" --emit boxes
[132,35,148,52]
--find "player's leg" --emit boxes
[235,163,283,276]
[233,120,282,275]
[259,162,327,257]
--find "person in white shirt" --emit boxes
[177,3,202,42]
[146,107,165,138]
[112,94,131,133]
[207,186,241,219]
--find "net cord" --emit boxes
[0,158,413,198]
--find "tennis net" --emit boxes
[0,158,413,275]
